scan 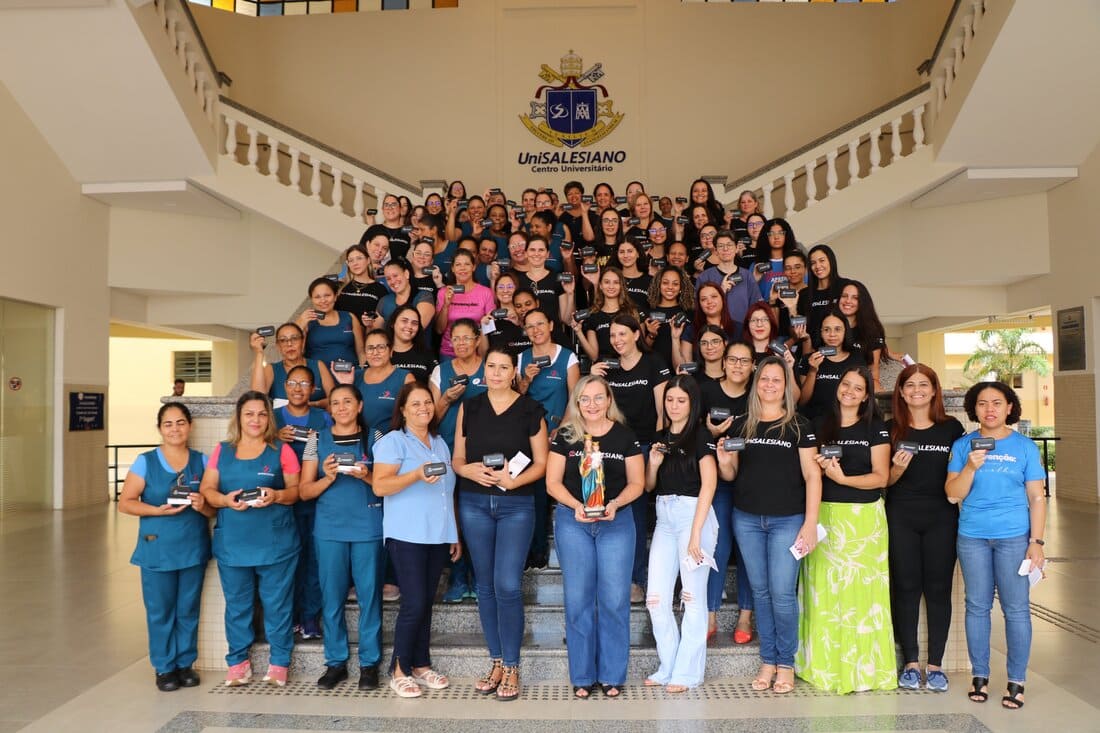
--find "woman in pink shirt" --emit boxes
[434,249,494,358]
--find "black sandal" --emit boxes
[1002,682,1025,709]
[600,684,622,698]
[968,676,989,703]
[573,684,593,699]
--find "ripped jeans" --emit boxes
[645,494,718,687]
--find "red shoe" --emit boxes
[706,626,717,644]
[733,628,753,645]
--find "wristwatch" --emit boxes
[1029,538,1045,546]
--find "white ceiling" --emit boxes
[938,0,1100,167]
[82,180,240,218]
[911,167,1076,208]
[0,0,214,182]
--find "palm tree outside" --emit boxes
[962,328,1051,385]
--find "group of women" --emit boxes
[121,179,1046,711]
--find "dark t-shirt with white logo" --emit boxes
[550,422,642,504]
[885,417,964,506]
[730,414,817,516]
[816,417,890,504]
[605,353,671,444]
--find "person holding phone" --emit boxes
[372,384,461,698]
[435,250,495,358]
[478,272,531,357]
[249,323,334,408]
[118,402,214,692]
[547,376,645,698]
[301,277,365,367]
[716,357,820,695]
[946,381,1046,711]
[574,267,639,362]
[199,392,301,687]
[796,244,848,348]
[837,279,893,391]
[700,342,755,644]
[607,239,652,312]
[796,366,895,693]
[644,376,719,692]
[798,310,865,421]
[299,385,384,691]
[452,347,549,700]
[886,364,964,692]
[516,235,573,324]
[273,365,333,642]
[692,326,728,384]
[642,266,695,368]
[388,305,438,383]
[336,243,389,331]
[695,230,763,342]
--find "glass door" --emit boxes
[0,297,54,511]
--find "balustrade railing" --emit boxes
[151,0,226,125]
[927,0,989,125]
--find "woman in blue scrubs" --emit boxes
[300,277,364,367]
[199,391,301,687]
[300,384,386,691]
[118,402,214,692]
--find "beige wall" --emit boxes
[194,0,951,196]
[0,81,110,508]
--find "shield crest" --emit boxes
[546,89,597,147]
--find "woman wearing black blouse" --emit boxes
[701,342,755,644]
[452,347,549,701]
[388,305,437,383]
[644,376,719,692]
[797,244,847,348]
[798,310,865,421]
[717,356,821,695]
[591,314,672,604]
[886,363,964,692]
[547,376,645,698]
[642,266,694,369]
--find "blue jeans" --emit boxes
[459,492,535,667]
[732,509,803,667]
[646,495,718,687]
[315,537,384,668]
[957,533,1032,682]
[632,445,652,587]
[554,503,635,687]
[707,483,754,613]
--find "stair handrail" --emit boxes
[925,0,990,125]
[219,96,429,218]
[715,85,930,219]
[150,0,226,125]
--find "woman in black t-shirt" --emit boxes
[885,363,964,691]
[798,310,865,421]
[574,267,639,361]
[546,376,645,698]
[717,356,820,695]
[796,365,895,693]
[837,280,891,392]
[642,266,694,369]
[700,342,755,643]
[643,376,718,692]
[607,240,652,313]
[388,305,437,384]
[452,347,548,701]
[797,244,847,349]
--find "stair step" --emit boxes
[249,633,759,683]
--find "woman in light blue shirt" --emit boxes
[372,383,460,699]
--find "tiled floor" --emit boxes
[2,498,1098,732]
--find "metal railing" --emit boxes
[107,444,159,501]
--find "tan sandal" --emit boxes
[751,664,776,691]
[475,659,503,695]
[773,667,795,694]
[497,666,520,701]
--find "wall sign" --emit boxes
[518,50,627,175]
[69,391,105,431]
[1056,306,1086,372]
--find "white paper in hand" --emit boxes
[481,319,498,336]
[507,451,531,479]
[681,551,719,574]
[789,523,828,560]
[1018,558,1046,587]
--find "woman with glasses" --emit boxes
[453,347,549,701]
[624,193,665,247]
[249,323,334,408]
[360,194,410,260]
[797,366,895,693]
[429,318,488,602]
[607,239,652,312]
[273,365,333,642]
[588,207,626,267]
[119,402,214,692]
[643,266,695,369]
[338,329,414,447]
[701,342,755,645]
[302,276,365,368]
[693,326,728,383]
[744,213,767,261]
[753,218,799,300]
[690,224,720,276]
[423,193,445,219]
[405,241,436,300]
[742,303,785,363]
[479,272,531,358]
[798,310,865,421]
[717,357,821,695]
[547,376,645,698]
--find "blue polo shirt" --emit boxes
[371,428,458,545]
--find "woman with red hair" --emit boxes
[886,364,964,692]
[676,282,734,371]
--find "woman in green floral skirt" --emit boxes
[796,364,897,693]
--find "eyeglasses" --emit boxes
[497,284,516,290]
[725,356,754,366]
[648,227,666,235]
[767,231,785,238]
[285,379,313,389]
[716,242,735,250]
[699,339,725,348]
[365,344,390,352]
[748,318,771,326]
[577,394,607,406]
[452,336,477,344]
[524,321,549,331]
[747,222,764,229]
[602,219,619,225]
[382,202,399,209]
[700,232,716,240]
[277,336,302,344]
